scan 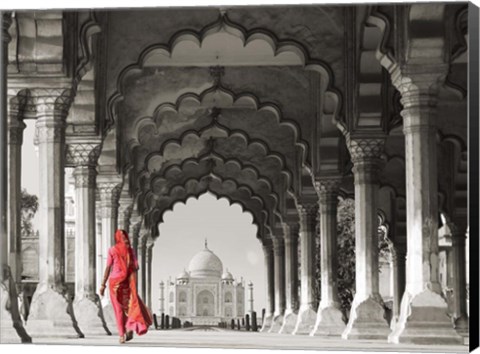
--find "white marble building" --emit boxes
[164,241,246,325]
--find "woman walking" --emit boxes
[100,229,153,343]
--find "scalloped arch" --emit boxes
[130,86,306,159]
[143,177,272,238]
[148,156,282,221]
[109,13,341,133]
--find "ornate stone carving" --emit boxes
[98,182,122,217]
[65,143,101,167]
[389,65,448,131]
[347,138,385,163]
[297,203,318,234]
[73,166,97,189]
[33,88,74,118]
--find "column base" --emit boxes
[311,305,345,337]
[26,287,84,338]
[73,296,112,336]
[292,306,317,335]
[454,315,469,339]
[279,311,298,334]
[0,276,32,343]
[260,314,273,332]
[102,301,118,335]
[268,313,284,333]
[388,289,463,345]
[342,296,389,340]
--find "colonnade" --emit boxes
[0,9,469,346]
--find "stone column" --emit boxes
[117,192,133,231]
[98,181,122,269]
[67,142,111,335]
[260,241,274,332]
[449,225,469,336]
[342,138,390,340]
[95,200,103,293]
[293,203,318,335]
[269,237,285,332]
[159,281,165,313]
[248,281,254,314]
[146,241,153,310]
[0,12,31,344]
[97,180,121,333]
[7,110,25,283]
[388,67,462,344]
[26,88,83,338]
[280,222,299,334]
[391,246,406,327]
[312,177,345,337]
[137,235,147,301]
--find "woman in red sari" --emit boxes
[100,229,153,343]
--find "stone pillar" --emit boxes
[146,241,153,310]
[95,200,103,294]
[449,225,469,336]
[117,192,133,231]
[7,110,25,283]
[96,180,121,333]
[98,181,122,273]
[0,12,31,343]
[391,246,406,327]
[67,142,111,335]
[312,177,345,337]
[137,235,147,301]
[26,89,84,338]
[159,281,165,313]
[260,241,274,332]
[248,281,254,314]
[293,203,318,335]
[388,67,462,344]
[342,138,389,340]
[280,222,299,334]
[269,237,285,332]
[129,220,141,288]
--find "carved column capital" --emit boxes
[297,202,318,234]
[314,176,342,207]
[65,143,101,167]
[348,138,385,163]
[97,182,122,218]
[390,64,449,132]
[33,88,74,120]
[72,165,97,189]
[348,138,385,183]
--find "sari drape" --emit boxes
[108,229,153,336]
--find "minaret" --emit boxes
[205,238,208,249]
[159,280,165,314]
[248,281,254,314]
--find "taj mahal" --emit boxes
[160,240,250,326]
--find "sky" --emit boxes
[152,192,266,314]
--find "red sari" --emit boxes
[107,230,152,336]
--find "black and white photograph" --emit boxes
[0,1,478,354]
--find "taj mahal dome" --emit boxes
[159,241,251,326]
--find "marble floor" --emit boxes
[17,326,468,353]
